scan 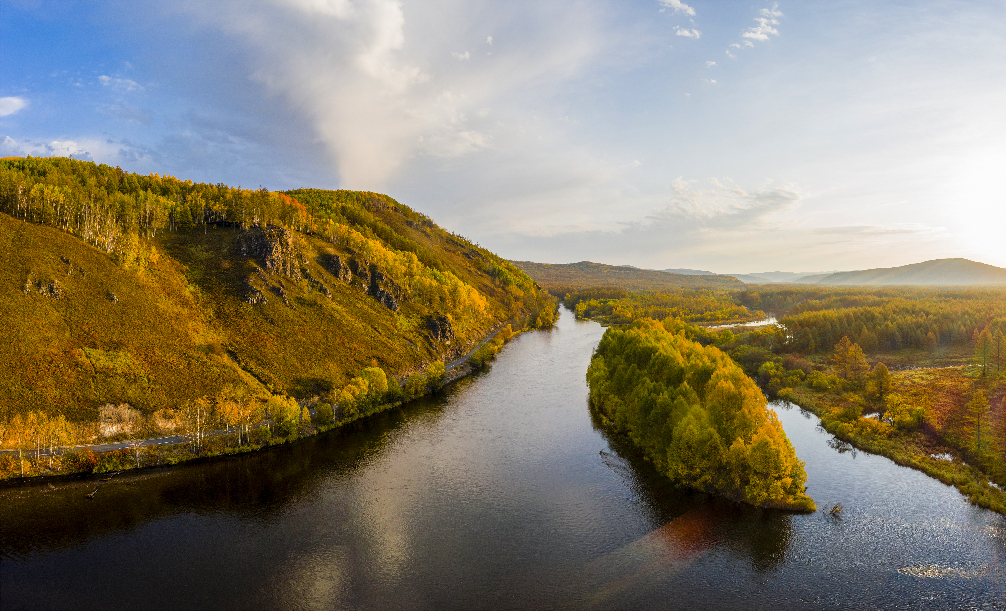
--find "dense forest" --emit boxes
[572,285,1006,514]
[564,287,763,325]
[587,318,815,511]
[738,286,1006,355]
[0,156,556,478]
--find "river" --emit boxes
[1,309,1003,610]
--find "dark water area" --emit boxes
[2,309,1004,610]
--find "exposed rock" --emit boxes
[37,279,63,299]
[23,274,32,295]
[368,264,402,311]
[108,292,118,304]
[270,283,291,307]
[347,258,370,284]
[426,315,454,345]
[244,280,268,305]
[302,267,332,299]
[99,403,142,437]
[320,254,351,283]
[236,225,302,280]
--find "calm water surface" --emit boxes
[2,309,1004,610]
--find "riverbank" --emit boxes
[777,384,1006,515]
[0,319,534,485]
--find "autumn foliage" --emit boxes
[587,318,815,511]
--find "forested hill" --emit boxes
[0,156,555,425]
[818,259,1006,286]
[511,260,744,295]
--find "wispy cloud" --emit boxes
[742,3,782,42]
[98,75,144,92]
[650,177,800,230]
[163,0,607,189]
[675,27,701,39]
[659,0,695,16]
[0,97,28,117]
[726,3,783,58]
[813,224,937,237]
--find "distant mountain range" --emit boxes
[664,269,836,285]
[816,258,1006,286]
[511,261,743,293]
[664,258,1006,286]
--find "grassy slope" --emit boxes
[511,260,744,294]
[3,188,548,426]
[1,214,258,423]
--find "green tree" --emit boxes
[831,336,870,388]
[866,362,893,407]
[974,328,993,377]
[966,390,990,455]
[993,328,1005,378]
[267,395,301,437]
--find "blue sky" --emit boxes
[2,0,1004,272]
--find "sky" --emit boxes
[2,0,1004,273]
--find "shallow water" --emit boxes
[2,309,1003,610]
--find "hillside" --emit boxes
[0,157,555,428]
[511,260,743,294]
[818,258,1006,286]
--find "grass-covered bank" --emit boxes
[776,383,1006,515]
[1,156,560,480]
[0,320,532,484]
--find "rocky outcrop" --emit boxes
[426,315,454,345]
[302,267,332,299]
[347,258,370,284]
[368,264,401,311]
[320,253,400,310]
[23,273,63,299]
[320,254,351,283]
[244,280,267,305]
[236,225,302,280]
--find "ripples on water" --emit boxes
[1,309,1003,610]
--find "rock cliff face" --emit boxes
[368,265,401,311]
[425,315,455,345]
[236,225,302,280]
[320,253,401,311]
[320,254,351,283]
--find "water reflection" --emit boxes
[1,309,1003,610]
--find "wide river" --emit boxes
[2,309,1004,610]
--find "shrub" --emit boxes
[95,449,131,473]
[312,403,334,426]
[63,448,98,473]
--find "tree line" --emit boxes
[587,318,815,511]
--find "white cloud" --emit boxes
[741,3,782,42]
[675,27,701,39]
[0,97,28,117]
[659,0,695,16]
[651,177,800,230]
[706,61,716,67]
[0,135,24,155]
[164,0,607,189]
[98,75,144,92]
